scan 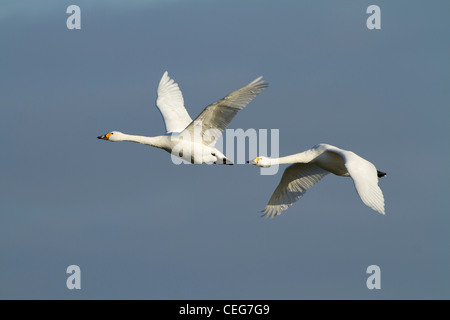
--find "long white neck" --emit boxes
[268,149,318,165]
[119,133,167,149]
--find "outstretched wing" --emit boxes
[330,149,385,215]
[262,163,329,219]
[182,76,268,145]
[156,71,193,134]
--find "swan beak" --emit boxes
[97,132,112,140]
[246,160,250,163]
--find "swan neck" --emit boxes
[274,154,303,165]
[271,151,315,165]
[121,134,165,148]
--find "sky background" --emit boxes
[1,0,449,299]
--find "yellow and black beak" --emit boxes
[97,132,112,140]
[246,157,260,165]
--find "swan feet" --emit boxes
[211,153,233,165]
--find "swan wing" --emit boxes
[182,76,268,145]
[156,71,193,134]
[333,149,385,215]
[262,163,329,219]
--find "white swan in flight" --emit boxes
[248,144,386,218]
[98,71,268,164]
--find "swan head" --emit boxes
[247,156,271,167]
[97,131,124,142]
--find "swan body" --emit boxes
[249,144,386,218]
[98,71,268,164]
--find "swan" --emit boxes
[98,71,268,164]
[248,144,386,218]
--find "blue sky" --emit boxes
[1,0,449,299]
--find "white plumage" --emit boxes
[98,71,268,165]
[248,144,386,218]
[156,71,193,134]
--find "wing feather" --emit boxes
[262,163,329,219]
[330,149,385,215]
[156,71,193,134]
[182,76,268,145]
